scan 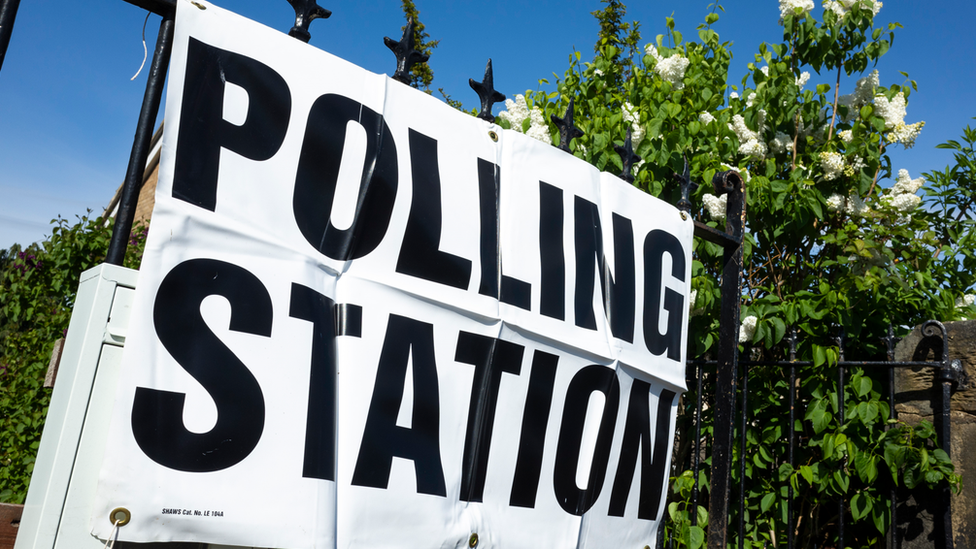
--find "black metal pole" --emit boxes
[691,362,703,527]
[706,170,745,549]
[885,325,900,549]
[939,372,954,549]
[738,362,748,549]
[786,329,798,549]
[921,320,955,549]
[0,0,21,74]
[106,10,174,265]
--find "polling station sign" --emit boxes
[91,1,693,547]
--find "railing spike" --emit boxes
[550,97,583,152]
[469,59,505,123]
[614,127,641,183]
[672,154,698,214]
[286,0,331,43]
[384,17,428,85]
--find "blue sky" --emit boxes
[1,0,973,249]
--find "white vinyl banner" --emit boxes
[92,1,694,547]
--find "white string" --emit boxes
[131,12,150,81]
[102,519,121,549]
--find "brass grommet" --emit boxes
[680,211,688,220]
[109,507,131,526]
[488,131,498,142]
[469,533,479,547]
[190,1,207,9]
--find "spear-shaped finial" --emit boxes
[673,154,699,214]
[469,59,506,123]
[614,127,642,183]
[384,18,429,85]
[287,0,331,43]
[551,98,583,152]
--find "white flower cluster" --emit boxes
[956,294,976,310]
[889,121,925,149]
[688,290,705,317]
[729,112,768,158]
[498,95,530,128]
[497,95,550,143]
[739,315,758,343]
[837,70,879,121]
[874,92,906,129]
[826,193,846,212]
[796,109,830,143]
[880,169,924,212]
[824,0,882,19]
[891,168,924,194]
[646,45,690,89]
[796,71,811,89]
[622,102,645,149]
[886,193,921,212]
[729,91,739,100]
[745,91,758,108]
[779,0,815,19]
[874,92,925,148]
[769,131,794,155]
[819,151,845,180]
[819,151,865,180]
[699,111,716,125]
[826,191,870,216]
[702,193,727,220]
[846,193,870,216]
[838,129,854,143]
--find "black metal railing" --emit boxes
[661,322,960,549]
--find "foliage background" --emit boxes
[0,216,145,504]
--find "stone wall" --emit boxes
[895,320,976,548]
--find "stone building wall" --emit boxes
[895,321,976,548]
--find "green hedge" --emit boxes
[0,215,145,503]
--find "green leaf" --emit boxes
[851,492,873,521]
[778,462,794,481]
[648,118,664,138]
[904,465,921,489]
[833,470,850,493]
[689,526,705,549]
[761,492,776,513]
[858,376,872,397]
[871,502,889,534]
[806,398,830,433]
[770,317,786,343]
[813,345,826,367]
[799,465,814,484]
[855,453,878,483]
